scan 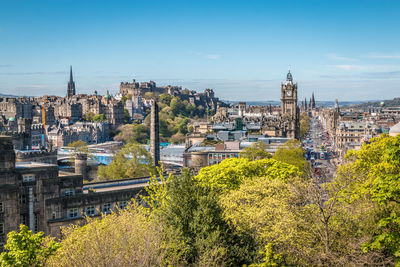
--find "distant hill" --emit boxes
[223,100,374,107]
[353,98,400,108]
[0,93,18,97]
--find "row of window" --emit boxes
[19,214,39,233]
[22,174,35,182]
[65,201,129,219]
[208,153,238,160]
[20,194,39,204]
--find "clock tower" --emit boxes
[280,70,300,139]
[281,70,298,116]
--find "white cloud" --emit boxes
[326,53,355,62]
[366,52,400,59]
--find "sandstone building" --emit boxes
[0,135,148,248]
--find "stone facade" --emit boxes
[0,135,148,249]
[210,70,300,139]
[119,79,221,116]
[47,121,110,148]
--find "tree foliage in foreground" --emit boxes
[0,225,60,267]
[47,204,165,267]
[150,170,256,266]
[332,134,400,262]
[195,157,301,192]
[7,135,399,266]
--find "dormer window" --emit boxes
[22,174,35,182]
[64,188,75,197]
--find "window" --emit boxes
[34,214,38,233]
[118,201,128,210]
[20,195,26,204]
[0,202,3,213]
[52,212,57,220]
[85,206,95,216]
[20,215,26,225]
[22,174,35,182]
[64,188,75,197]
[67,208,79,218]
[102,203,111,214]
[0,223,4,234]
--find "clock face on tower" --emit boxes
[286,90,292,97]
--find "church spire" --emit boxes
[311,92,316,109]
[67,65,76,97]
[69,66,73,83]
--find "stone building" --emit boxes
[280,70,300,139]
[47,122,110,148]
[210,70,300,139]
[119,78,221,116]
[0,135,148,248]
[321,100,382,157]
[0,97,32,120]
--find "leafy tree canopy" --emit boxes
[195,158,301,192]
[97,143,156,181]
[333,134,400,259]
[240,141,272,161]
[273,139,309,175]
[0,225,60,267]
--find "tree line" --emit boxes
[2,134,400,266]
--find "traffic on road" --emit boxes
[302,117,337,182]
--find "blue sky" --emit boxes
[0,0,399,101]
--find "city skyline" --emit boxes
[1,0,400,101]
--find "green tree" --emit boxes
[92,113,106,122]
[273,139,309,175]
[47,204,166,267]
[171,132,185,144]
[114,123,149,144]
[299,112,311,138]
[149,170,256,266]
[85,111,95,122]
[240,141,272,161]
[97,143,156,180]
[123,109,130,123]
[332,134,400,262]
[195,158,301,192]
[143,92,155,100]
[0,225,60,267]
[67,140,89,153]
[159,93,173,106]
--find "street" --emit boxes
[302,117,337,182]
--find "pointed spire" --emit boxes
[67,65,76,97]
[335,99,340,112]
[70,65,73,82]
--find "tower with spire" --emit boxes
[281,69,300,139]
[311,92,316,109]
[67,66,76,97]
